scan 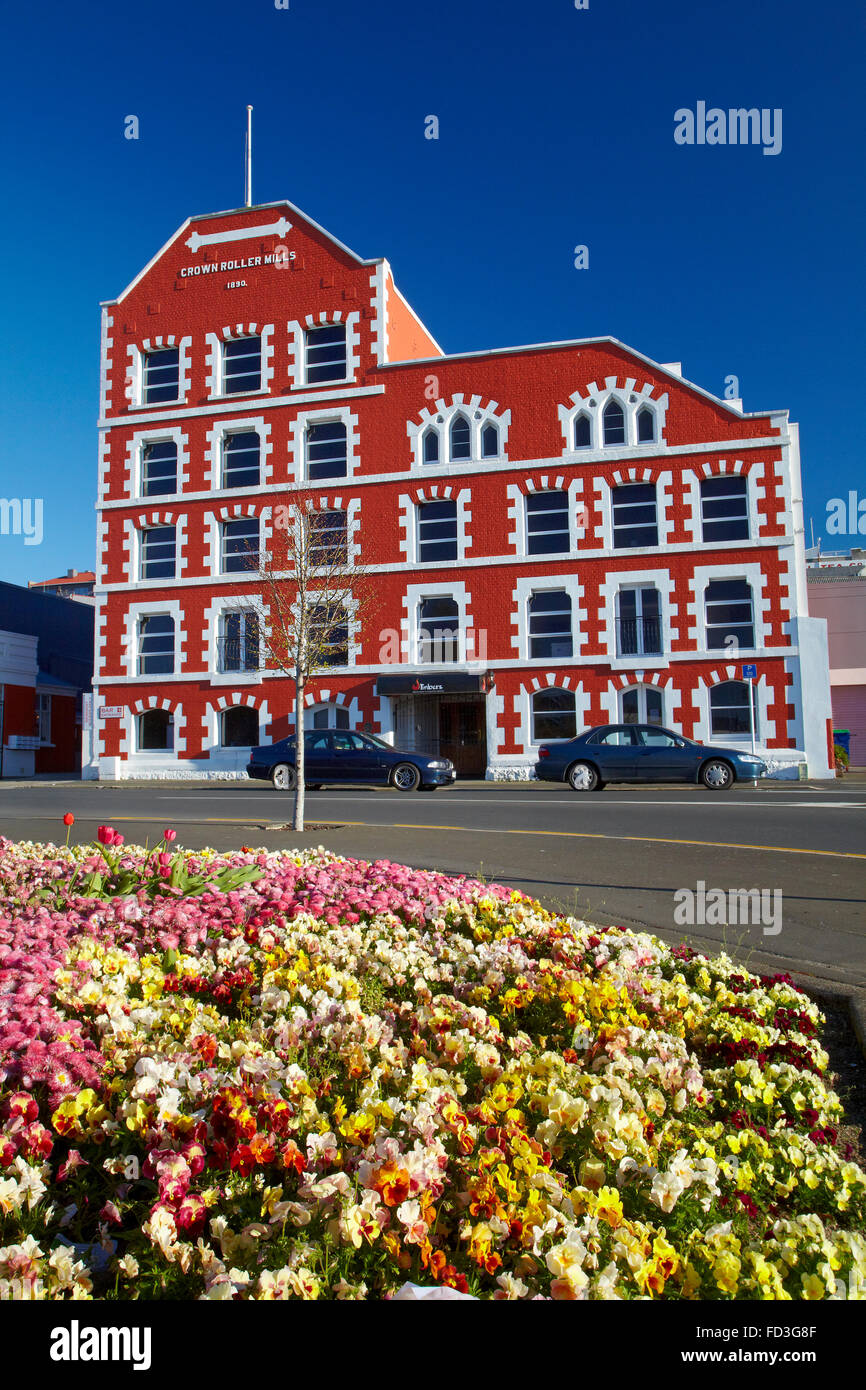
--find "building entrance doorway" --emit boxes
[392,692,487,776]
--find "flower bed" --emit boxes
[1,832,864,1301]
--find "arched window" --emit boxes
[422,428,439,465]
[528,591,572,658]
[710,681,755,737]
[620,685,664,725]
[481,422,499,458]
[603,400,626,446]
[311,703,350,730]
[573,413,591,449]
[138,708,173,750]
[221,706,259,748]
[531,688,577,742]
[705,580,754,650]
[419,597,459,663]
[449,414,471,461]
[637,407,655,443]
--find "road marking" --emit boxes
[153,795,866,809]
[50,815,866,860]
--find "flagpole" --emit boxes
[245,106,253,207]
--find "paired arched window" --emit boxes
[531,688,577,742]
[419,413,500,465]
[569,398,659,450]
[311,703,350,730]
[602,401,626,446]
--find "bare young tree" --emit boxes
[245,502,380,831]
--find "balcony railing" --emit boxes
[216,635,260,673]
[616,616,662,657]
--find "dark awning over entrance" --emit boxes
[375,672,493,695]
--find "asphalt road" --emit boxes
[1,778,864,988]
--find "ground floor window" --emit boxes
[221,706,259,747]
[710,680,756,737]
[138,709,173,750]
[311,703,350,730]
[620,685,664,725]
[532,688,577,741]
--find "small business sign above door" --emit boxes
[375,673,491,696]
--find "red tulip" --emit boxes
[97,826,114,845]
[164,829,177,843]
[63,813,74,826]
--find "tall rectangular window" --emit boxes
[305,324,347,383]
[137,615,175,675]
[218,610,260,672]
[616,587,662,656]
[222,432,261,489]
[526,491,569,555]
[528,591,573,658]
[417,500,458,562]
[140,526,176,580]
[142,441,177,496]
[701,476,749,542]
[223,337,262,395]
[612,483,658,549]
[306,422,347,480]
[705,580,754,649]
[309,603,349,666]
[221,518,260,573]
[310,509,348,566]
[143,347,179,404]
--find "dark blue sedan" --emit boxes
[534,723,767,791]
[246,729,456,792]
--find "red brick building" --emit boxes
[86,199,833,780]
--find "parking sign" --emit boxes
[742,664,757,679]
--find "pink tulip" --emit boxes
[164,829,177,843]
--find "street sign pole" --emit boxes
[749,678,756,757]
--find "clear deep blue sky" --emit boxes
[0,0,863,586]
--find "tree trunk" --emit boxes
[293,669,305,832]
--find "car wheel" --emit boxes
[271,763,297,791]
[392,762,421,792]
[566,761,600,792]
[700,759,734,791]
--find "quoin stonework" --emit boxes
[85,199,834,780]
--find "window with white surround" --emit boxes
[222,337,262,395]
[310,510,348,566]
[616,587,662,656]
[312,703,350,730]
[705,579,754,650]
[308,603,349,667]
[701,476,749,542]
[422,428,439,465]
[528,591,572,659]
[417,499,458,562]
[137,709,173,750]
[305,324,347,384]
[620,685,664,725]
[36,693,51,743]
[612,483,658,549]
[418,597,459,663]
[140,526,176,580]
[137,615,175,675]
[221,706,259,748]
[526,491,570,555]
[142,441,177,496]
[481,423,499,457]
[603,400,626,446]
[449,414,471,461]
[306,421,347,480]
[573,413,591,449]
[218,610,260,673]
[637,407,655,443]
[710,680,756,737]
[222,432,260,489]
[143,347,179,404]
[532,688,577,742]
[221,518,260,574]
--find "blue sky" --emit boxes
[0,0,863,586]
